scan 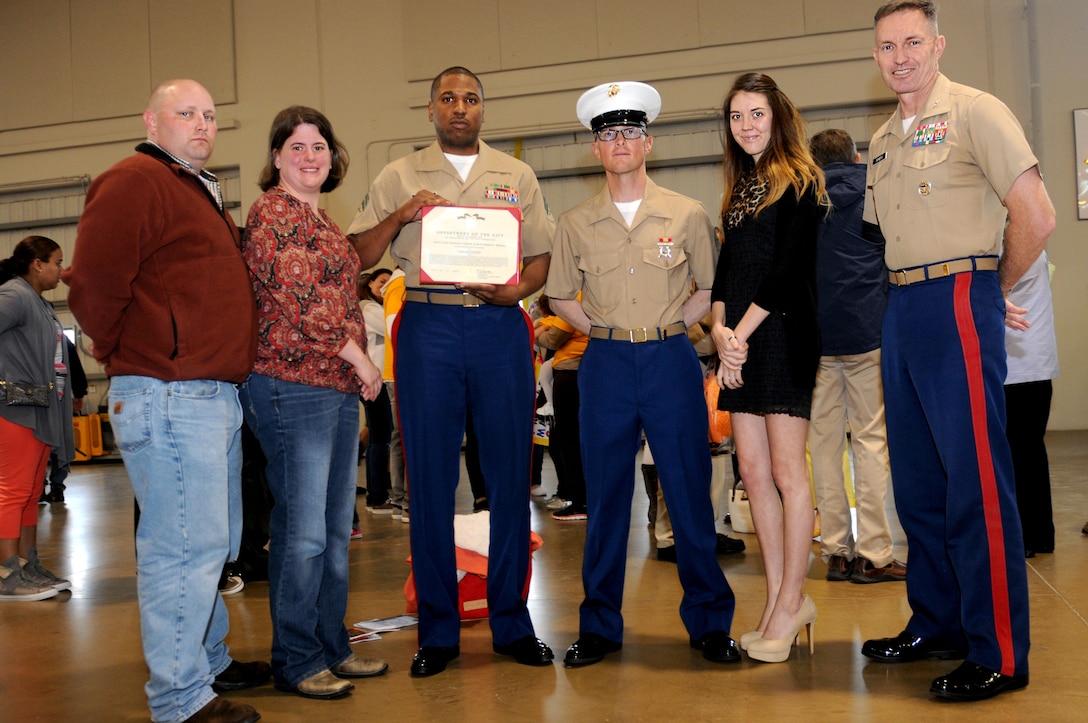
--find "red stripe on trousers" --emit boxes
[952,273,1015,675]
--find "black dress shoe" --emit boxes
[861,631,967,663]
[410,645,460,677]
[656,545,677,563]
[563,634,622,668]
[690,631,741,663]
[930,661,1028,701]
[716,534,745,556]
[493,635,554,666]
[213,659,272,691]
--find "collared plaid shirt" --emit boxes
[146,141,224,210]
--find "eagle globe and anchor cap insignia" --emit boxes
[576,81,662,133]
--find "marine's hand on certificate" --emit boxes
[400,190,453,224]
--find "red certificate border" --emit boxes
[418,205,523,286]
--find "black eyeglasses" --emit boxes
[595,127,645,142]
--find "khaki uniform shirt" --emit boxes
[346,140,554,288]
[863,74,1038,270]
[545,178,717,329]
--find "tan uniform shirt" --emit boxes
[545,178,717,329]
[863,74,1038,270]
[346,140,554,287]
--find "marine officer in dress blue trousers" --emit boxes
[859,2,1055,702]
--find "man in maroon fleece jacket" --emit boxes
[67,79,265,723]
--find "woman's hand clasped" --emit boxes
[717,361,744,390]
[355,360,383,401]
[711,325,747,390]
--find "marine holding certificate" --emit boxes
[345,66,556,678]
[419,205,522,285]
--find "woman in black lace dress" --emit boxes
[710,73,826,663]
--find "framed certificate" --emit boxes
[419,206,522,285]
[1076,109,1088,220]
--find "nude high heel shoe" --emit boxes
[739,630,763,651]
[746,594,817,663]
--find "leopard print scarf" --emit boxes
[724,171,768,230]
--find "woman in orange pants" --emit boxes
[0,235,75,601]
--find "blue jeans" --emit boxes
[240,374,358,687]
[109,376,243,722]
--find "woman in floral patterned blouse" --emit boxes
[240,106,387,700]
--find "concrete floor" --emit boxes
[3,431,1086,722]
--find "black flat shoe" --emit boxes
[656,545,677,563]
[930,661,1028,701]
[716,534,745,556]
[563,634,622,668]
[861,630,967,663]
[493,635,554,666]
[410,645,460,677]
[690,631,741,663]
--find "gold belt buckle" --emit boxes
[893,270,909,286]
[462,293,480,308]
[628,327,649,343]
